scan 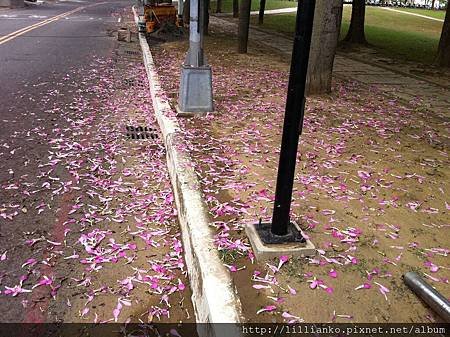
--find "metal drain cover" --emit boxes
[124,50,140,56]
[126,126,159,140]
[123,78,136,87]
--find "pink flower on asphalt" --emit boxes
[32,276,53,289]
[3,285,32,297]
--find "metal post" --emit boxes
[177,0,184,21]
[177,0,214,114]
[270,0,315,236]
[404,272,450,322]
[186,0,203,66]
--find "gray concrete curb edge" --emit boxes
[132,6,244,334]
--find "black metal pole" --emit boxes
[270,0,315,236]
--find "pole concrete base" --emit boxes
[245,222,316,260]
[177,65,214,116]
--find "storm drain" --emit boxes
[123,78,136,87]
[126,126,159,140]
[124,50,140,56]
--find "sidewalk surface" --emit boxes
[210,16,450,115]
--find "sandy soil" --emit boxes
[150,30,449,323]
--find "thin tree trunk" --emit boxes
[344,0,366,44]
[204,0,210,35]
[437,3,450,67]
[233,0,239,18]
[237,0,251,53]
[183,0,190,24]
[258,0,266,24]
[431,0,436,9]
[307,0,343,94]
[216,0,222,13]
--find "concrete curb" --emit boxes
[132,6,244,334]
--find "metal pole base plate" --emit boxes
[245,221,316,261]
[256,222,305,244]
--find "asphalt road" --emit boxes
[0,0,130,95]
[0,0,133,322]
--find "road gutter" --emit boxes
[132,6,244,335]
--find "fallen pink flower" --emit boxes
[32,276,53,289]
[424,261,439,273]
[282,311,304,323]
[374,282,389,301]
[113,300,123,322]
[357,170,371,181]
[329,269,338,278]
[354,283,372,290]
[256,305,277,315]
[276,255,289,271]
[287,285,297,295]
[3,285,32,297]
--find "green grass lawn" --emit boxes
[249,6,444,64]
[210,0,297,13]
[394,7,446,20]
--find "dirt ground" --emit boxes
[150,30,449,323]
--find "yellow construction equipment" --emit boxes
[143,0,178,34]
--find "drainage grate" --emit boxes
[124,50,140,56]
[126,126,159,140]
[123,78,136,87]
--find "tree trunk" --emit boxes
[258,0,266,24]
[183,0,190,24]
[216,0,222,13]
[233,0,239,18]
[431,0,436,9]
[437,3,450,67]
[344,0,366,44]
[306,0,343,94]
[237,0,251,53]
